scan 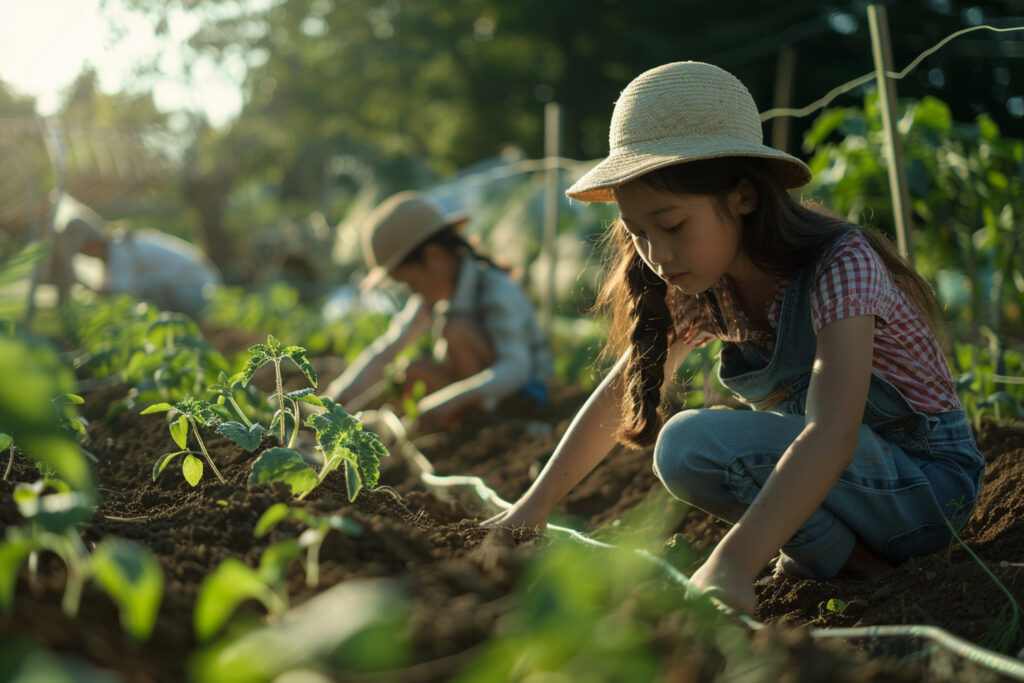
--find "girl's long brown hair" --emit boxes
[595,157,943,448]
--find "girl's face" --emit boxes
[388,245,458,304]
[614,181,756,295]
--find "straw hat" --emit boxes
[359,191,468,291]
[566,61,812,203]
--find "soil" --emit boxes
[2,369,1023,682]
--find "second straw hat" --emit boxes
[360,191,468,291]
[566,61,812,203]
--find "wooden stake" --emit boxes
[867,4,914,261]
[541,101,561,330]
[771,44,797,153]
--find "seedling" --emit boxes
[945,520,1023,653]
[240,335,317,447]
[2,394,95,482]
[248,396,388,502]
[144,396,227,485]
[254,502,363,588]
[193,540,301,642]
[0,480,163,641]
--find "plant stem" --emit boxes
[229,397,252,428]
[58,532,89,618]
[286,403,299,449]
[306,540,321,588]
[191,420,227,483]
[946,520,1021,633]
[274,359,285,445]
[3,448,13,481]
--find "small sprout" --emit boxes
[143,397,226,485]
[193,543,299,642]
[1,480,162,640]
[254,502,362,588]
[825,598,847,613]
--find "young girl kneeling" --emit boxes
[487,61,984,615]
[326,191,551,429]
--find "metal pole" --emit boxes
[541,101,561,330]
[867,4,914,261]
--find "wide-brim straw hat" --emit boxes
[359,191,468,291]
[566,61,812,203]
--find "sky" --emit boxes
[0,0,245,127]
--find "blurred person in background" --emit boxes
[325,190,551,429]
[50,194,221,319]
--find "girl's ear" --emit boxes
[731,180,758,216]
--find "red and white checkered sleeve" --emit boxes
[811,234,895,332]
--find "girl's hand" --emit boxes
[481,498,549,533]
[688,554,756,616]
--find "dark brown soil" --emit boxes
[2,375,1023,682]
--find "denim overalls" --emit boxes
[653,236,985,579]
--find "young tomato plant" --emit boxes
[249,397,388,501]
[144,396,227,485]
[240,335,317,447]
[254,502,363,588]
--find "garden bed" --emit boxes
[2,379,1023,682]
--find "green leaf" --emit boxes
[344,459,361,502]
[297,394,324,408]
[248,447,317,497]
[284,387,316,401]
[825,598,847,613]
[284,346,317,387]
[0,433,12,451]
[182,454,204,487]
[0,534,39,611]
[153,450,185,481]
[217,422,269,452]
[141,403,173,415]
[170,415,189,450]
[254,502,291,537]
[258,539,301,586]
[90,538,164,641]
[14,486,95,533]
[194,558,276,642]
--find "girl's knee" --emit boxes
[654,409,728,492]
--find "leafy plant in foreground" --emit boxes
[0,480,163,641]
[254,502,363,588]
[144,396,227,485]
[193,541,302,643]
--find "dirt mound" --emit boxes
[2,384,1022,681]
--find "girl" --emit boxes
[326,191,551,429]
[485,62,984,615]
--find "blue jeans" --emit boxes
[653,408,984,579]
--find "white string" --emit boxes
[760,24,1024,122]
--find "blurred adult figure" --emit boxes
[50,194,221,319]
